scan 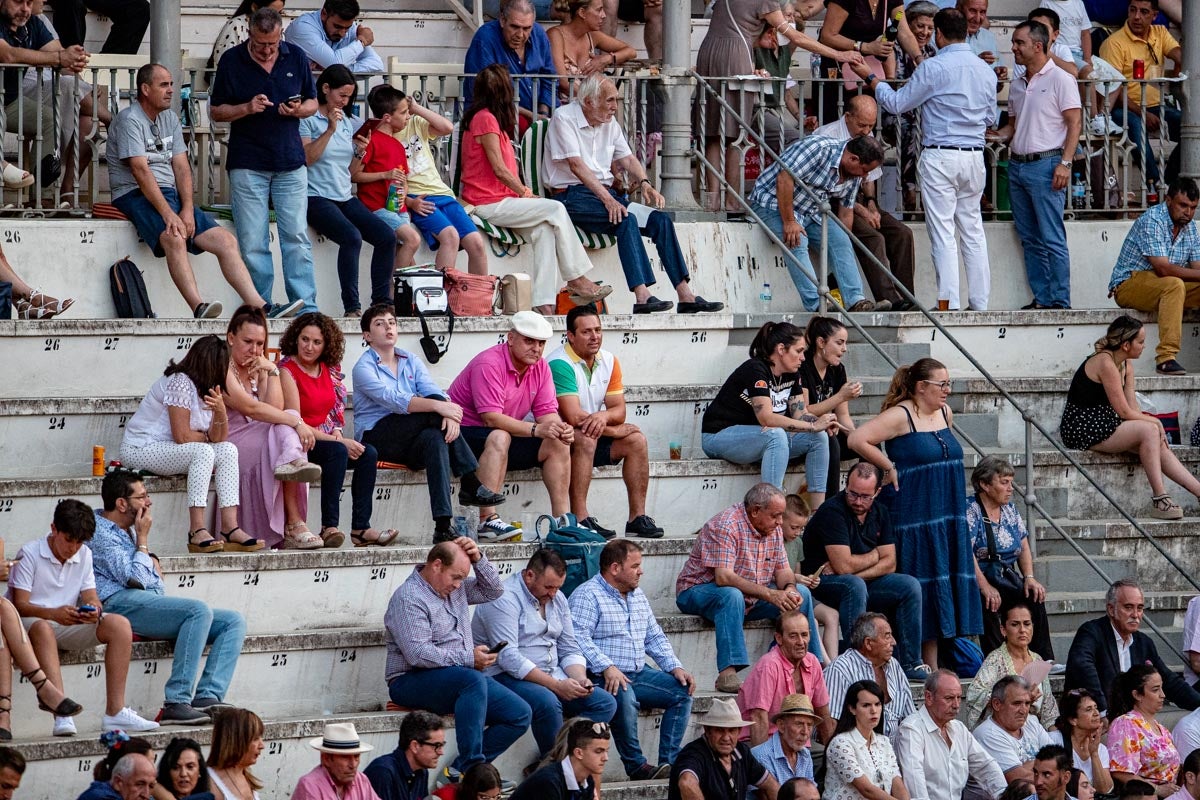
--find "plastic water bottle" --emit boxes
[759,282,772,312]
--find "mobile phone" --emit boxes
[360,117,383,134]
[78,604,96,613]
[487,641,508,654]
[286,94,302,105]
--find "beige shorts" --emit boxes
[20,619,102,650]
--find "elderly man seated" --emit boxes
[668,697,780,800]
[544,75,723,315]
[737,611,833,746]
[291,722,378,800]
[462,0,554,133]
[750,693,819,790]
[824,612,916,739]
[971,675,1053,783]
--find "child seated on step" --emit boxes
[351,85,422,271]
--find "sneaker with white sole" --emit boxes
[103,706,160,732]
[267,299,305,319]
[52,716,77,737]
[477,514,522,542]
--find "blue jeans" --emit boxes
[307,439,378,531]
[701,425,828,490]
[811,572,923,670]
[557,184,689,292]
[676,582,821,669]
[229,167,318,312]
[388,667,532,772]
[306,195,396,314]
[1111,104,1181,185]
[752,203,864,311]
[605,666,693,775]
[493,673,617,756]
[1008,157,1070,308]
[101,590,245,706]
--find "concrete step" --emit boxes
[1034,519,1200,595]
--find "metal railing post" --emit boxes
[1024,418,1037,559]
[658,0,697,208]
[150,0,183,96]
[818,212,829,313]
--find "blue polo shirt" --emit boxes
[0,16,52,101]
[210,39,317,172]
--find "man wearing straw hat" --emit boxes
[668,697,781,800]
[291,721,380,800]
[749,694,818,790]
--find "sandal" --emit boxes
[187,527,224,554]
[25,668,83,717]
[220,527,265,552]
[283,522,323,550]
[1151,493,1183,520]
[351,528,399,548]
[319,528,345,548]
[0,694,10,740]
[16,290,74,320]
[1,161,33,189]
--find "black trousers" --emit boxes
[51,0,150,54]
[980,582,1055,660]
[361,412,478,522]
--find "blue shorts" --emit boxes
[372,207,413,231]
[112,186,220,258]
[408,194,479,250]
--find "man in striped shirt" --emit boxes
[823,612,915,738]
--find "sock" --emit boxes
[460,472,481,494]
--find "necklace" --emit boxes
[234,364,258,396]
[215,767,253,800]
[860,731,885,785]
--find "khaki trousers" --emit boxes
[1113,270,1200,363]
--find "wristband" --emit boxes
[1023,574,1035,580]
[865,73,878,84]
[531,423,538,438]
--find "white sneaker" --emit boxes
[53,716,77,737]
[102,706,160,733]
[1089,114,1110,136]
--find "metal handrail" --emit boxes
[690,69,1198,659]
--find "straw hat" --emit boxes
[309,722,374,755]
[771,693,821,723]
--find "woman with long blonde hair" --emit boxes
[207,708,265,800]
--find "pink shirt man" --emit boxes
[737,645,829,740]
[1009,59,1081,155]
[448,343,559,428]
[290,765,382,800]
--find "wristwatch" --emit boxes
[865,73,878,84]
[1058,159,1071,168]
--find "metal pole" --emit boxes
[658,0,698,208]
[1024,418,1037,558]
[1181,12,1200,179]
[150,0,183,98]
[818,212,829,313]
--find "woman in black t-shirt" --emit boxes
[701,321,839,505]
[799,316,863,496]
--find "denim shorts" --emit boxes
[408,194,479,249]
[372,207,413,230]
[112,186,220,257]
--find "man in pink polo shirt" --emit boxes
[448,311,574,541]
[737,610,834,747]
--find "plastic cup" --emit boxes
[669,441,683,460]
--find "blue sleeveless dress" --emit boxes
[881,405,983,642]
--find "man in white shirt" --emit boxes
[1173,708,1200,766]
[7,498,158,737]
[1182,594,1200,689]
[812,96,915,312]
[545,75,723,316]
[895,669,1008,800]
[1166,750,1200,800]
[972,675,1053,782]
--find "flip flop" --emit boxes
[351,528,399,547]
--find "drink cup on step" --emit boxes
[669,440,683,460]
[937,299,950,311]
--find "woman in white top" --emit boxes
[207,707,265,800]
[1049,688,1114,794]
[825,680,910,800]
[120,335,259,554]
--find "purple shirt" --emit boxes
[448,343,558,428]
[290,765,381,800]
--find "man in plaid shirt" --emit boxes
[569,539,696,781]
[676,483,809,695]
[748,135,886,313]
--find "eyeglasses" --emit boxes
[128,493,151,501]
[590,722,609,735]
[845,488,876,502]
[419,740,446,752]
[920,379,952,391]
[932,429,950,460]
[148,123,164,152]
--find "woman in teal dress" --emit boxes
[849,357,982,672]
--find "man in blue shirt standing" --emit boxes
[351,303,505,543]
[211,7,320,314]
[852,9,997,311]
[463,0,554,134]
[284,0,383,74]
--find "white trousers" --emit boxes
[473,197,594,306]
[121,440,240,509]
[918,148,991,310]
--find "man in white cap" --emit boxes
[749,693,818,790]
[669,697,780,800]
[448,311,575,541]
[291,721,381,800]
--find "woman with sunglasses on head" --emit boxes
[511,719,609,800]
[849,358,981,674]
[1049,688,1113,795]
[1059,315,1200,521]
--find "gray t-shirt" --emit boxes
[109,103,187,200]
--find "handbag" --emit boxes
[443,267,498,317]
[976,495,1024,595]
[498,273,532,315]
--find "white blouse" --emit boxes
[825,727,903,800]
[123,373,213,450]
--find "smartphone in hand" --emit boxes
[487,641,508,654]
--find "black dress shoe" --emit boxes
[677,296,724,313]
[891,300,916,311]
[1021,300,1050,310]
[1156,359,1187,375]
[459,486,506,507]
[632,296,673,314]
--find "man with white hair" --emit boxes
[545,75,724,315]
[292,722,381,799]
[111,753,157,800]
[971,675,1053,782]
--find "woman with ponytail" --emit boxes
[848,358,981,673]
[1059,315,1200,520]
[799,316,863,497]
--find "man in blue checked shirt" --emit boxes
[569,539,696,781]
[748,135,886,313]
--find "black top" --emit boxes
[1065,355,1118,410]
[668,738,767,800]
[799,359,848,408]
[363,750,430,800]
[801,491,894,575]
[703,359,803,434]
[825,0,903,44]
[510,761,597,800]
[0,15,53,101]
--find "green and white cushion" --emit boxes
[520,119,617,251]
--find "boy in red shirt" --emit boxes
[351,85,422,270]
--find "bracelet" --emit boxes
[137,545,149,553]
[1023,574,1035,580]
[268,368,280,377]
[531,423,538,438]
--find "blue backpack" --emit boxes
[540,514,608,596]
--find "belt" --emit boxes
[926,145,984,151]
[1010,149,1062,163]
[547,186,568,196]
